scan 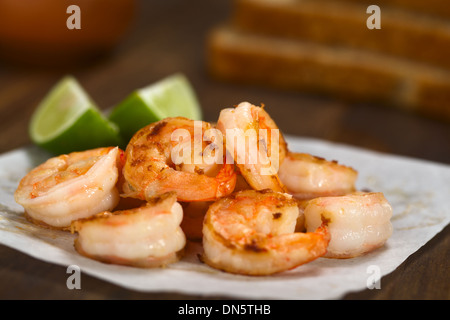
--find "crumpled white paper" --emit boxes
[0,137,448,300]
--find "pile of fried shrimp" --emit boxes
[14,102,393,276]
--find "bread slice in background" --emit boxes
[207,26,450,121]
[233,0,450,70]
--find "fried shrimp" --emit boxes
[122,117,237,202]
[202,189,330,275]
[14,147,121,229]
[304,192,393,258]
[216,102,287,193]
[71,192,186,268]
[279,152,358,200]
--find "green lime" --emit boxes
[29,76,124,155]
[108,73,202,143]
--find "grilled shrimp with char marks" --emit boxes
[14,147,122,229]
[122,117,236,202]
[71,192,186,268]
[279,152,358,200]
[202,189,330,275]
[216,102,287,193]
[304,191,393,258]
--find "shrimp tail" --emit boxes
[299,224,331,262]
[215,163,237,198]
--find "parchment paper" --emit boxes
[0,136,448,299]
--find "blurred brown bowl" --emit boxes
[0,0,136,67]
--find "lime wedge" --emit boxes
[30,76,123,155]
[108,73,202,142]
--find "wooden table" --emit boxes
[0,0,448,300]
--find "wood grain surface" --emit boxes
[0,0,448,300]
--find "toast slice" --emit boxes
[233,0,450,70]
[207,26,450,121]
